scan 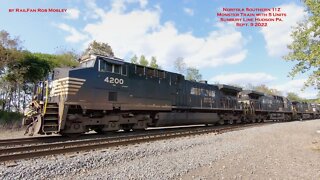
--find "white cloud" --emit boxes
[64,8,80,19]
[111,0,148,12]
[183,7,194,16]
[270,79,318,99]
[83,8,160,57]
[260,3,307,57]
[210,72,276,85]
[84,0,106,19]
[137,0,148,8]
[61,1,247,68]
[57,23,88,43]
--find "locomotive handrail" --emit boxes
[42,81,49,116]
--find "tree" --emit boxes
[130,55,138,64]
[174,57,186,75]
[0,31,24,112]
[0,30,81,112]
[244,83,255,90]
[139,55,148,66]
[33,52,79,69]
[0,30,23,74]
[149,56,159,69]
[287,92,304,101]
[284,0,320,90]
[54,46,80,59]
[186,67,202,81]
[83,40,114,57]
[6,52,52,83]
[254,84,282,96]
[173,57,201,81]
[130,55,161,69]
[2,51,79,112]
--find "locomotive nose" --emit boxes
[51,77,86,97]
[53,67,70,80]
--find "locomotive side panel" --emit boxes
[123,64,173,110]
[66,58,175,111]
[156,112,219,126]
[184,81,219,109]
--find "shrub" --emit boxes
[0,111,23,129]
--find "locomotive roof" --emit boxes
[292,101,309,104]
[218,84,242,93]
[80,54,124,62]
[93,54,124,62]
[241,90,264,97]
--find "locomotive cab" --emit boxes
[238,90,264,111]
[238,90,265,122]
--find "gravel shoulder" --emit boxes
[0,129,26,139]
[0,120,319,180]
[181,120,320,180]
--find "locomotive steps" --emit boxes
[42,103,59,133]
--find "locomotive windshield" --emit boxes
[100,60,122,74]
[99,57,127,75]
[80,59,95,68]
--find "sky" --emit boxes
[0,0,317,98]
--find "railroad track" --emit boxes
[0,123,271,162]
[0,136,64,147]
[0,126,208,148]
[0,133,111,148]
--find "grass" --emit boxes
[0,111,23,129]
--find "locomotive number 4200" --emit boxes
[104,77,124,84]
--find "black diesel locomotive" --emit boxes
[23,55,320,136]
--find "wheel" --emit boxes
[123,128,131,132]
[235,119,241,124]
[217,120,224,125]
[121,124,133,132]
[94,128,107,134]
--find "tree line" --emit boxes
[0,30,79,112]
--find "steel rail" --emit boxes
[0,136,65,147]
[0,125,212,147]
[0,123,269,162]
[0,126,207,147]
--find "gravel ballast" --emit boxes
[0,120,319,179]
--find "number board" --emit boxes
[104,77,124,85]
